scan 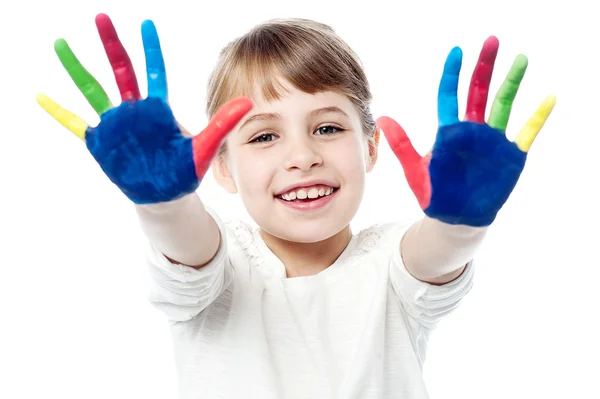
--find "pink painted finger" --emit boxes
[464,36,499,123]
[95,13,141,101]
[376,116,431,209]
[192,97,254,180]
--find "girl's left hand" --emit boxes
[377,36,555,227]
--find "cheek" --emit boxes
[230,149,275,196]
[329,136,368,176]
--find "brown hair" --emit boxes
[205,18,376,156]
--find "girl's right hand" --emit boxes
[37,13,252,205]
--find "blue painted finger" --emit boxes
[141,20,168,101]
[437,46,462,127]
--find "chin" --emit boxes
[244,186,363,243]
[261,206,357,244]
[262,221,346,244]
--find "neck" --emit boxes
[259,225,353,278]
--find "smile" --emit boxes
[275,184,339,211]
[278,185,336,201]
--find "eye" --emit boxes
[250,133,277,143]
[315,125,343,135]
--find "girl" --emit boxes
[37,13,554,399]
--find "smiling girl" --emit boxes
[37,13,554,399]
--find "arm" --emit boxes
[135,193,220,268]
[37,14,252,270]
[143,202,234,322]
[401,216,486,284]
[37,14,252,322]
[378,36,554,286]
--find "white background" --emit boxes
[2,0,599,398]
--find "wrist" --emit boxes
[401,216,487,281]
[420,215,488,245]
[135,191,219,267]
[134,191,202,215]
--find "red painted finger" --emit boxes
[464,36,499,123]
[376,116,421,168]
[192,97,254,180]
[376,116,431,209]
[95,13,141,101]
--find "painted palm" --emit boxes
[377,37,555,227]
[37,14,252,204]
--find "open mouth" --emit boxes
[277,185,337,202]
[275,184,339,210]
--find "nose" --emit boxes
[283,135,323,172]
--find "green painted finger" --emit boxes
[54,39,112,115]
[487,54,528,131]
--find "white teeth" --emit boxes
[279,186,336,201]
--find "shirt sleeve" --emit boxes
[144,207,233,322]
[387,222,475,330]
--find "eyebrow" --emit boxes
[238,106,349,131]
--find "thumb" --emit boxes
[192,96,253,180]
[376,116,431,209]
[376,116,422,170]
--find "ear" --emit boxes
[211,155,238,194]
[366,127,380,172]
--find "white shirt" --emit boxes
[145,210,474,399]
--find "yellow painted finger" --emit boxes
[514,95,556,152]
[36,93,88,140]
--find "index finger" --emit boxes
[437,46,462,127]
[95,13,141,102]
[141,20,167,101]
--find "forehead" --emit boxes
[248,79,358,118]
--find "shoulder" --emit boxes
[354,219,415,249]
[222,218,255,247]
[344,219,416,265]
[219,218,268,273]
[204,205,260,265]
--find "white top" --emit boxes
[145,209,474,399]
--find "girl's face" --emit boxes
[213,80,378,243]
